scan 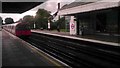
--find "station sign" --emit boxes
[70,16,77,35]
[71,23,75,29]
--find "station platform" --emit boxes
[0,31,2,67]
[32,29,119,46]
[2,30,66,67]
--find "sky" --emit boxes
[0,13,22,23]
[0,0,75,23]
[22,0,75,16]
[1,0,119,23]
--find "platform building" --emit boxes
[59,1,120,36]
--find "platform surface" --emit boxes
[0,31,2,67]
[2,30,63,67]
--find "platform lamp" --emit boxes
[57,3,60,32]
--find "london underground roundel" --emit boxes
[71,23,75,29]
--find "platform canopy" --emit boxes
[58,0,120,15]
[1,0,46,13]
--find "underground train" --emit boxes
[2,22,31,37]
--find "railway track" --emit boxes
[23,32,120,68]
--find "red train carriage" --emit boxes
[3,22,31,37]
[15,23,31,37]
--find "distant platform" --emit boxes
[32,30,119,46]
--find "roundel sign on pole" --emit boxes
[71,23,75,29]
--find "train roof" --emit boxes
[2,23,22,27]
[2,22,29,27]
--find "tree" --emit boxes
[22,15,34,23]
[22,15,35,29]
[56,17,65,29]
[5,17,14,24]
[17,18,23,22]
[35,9,51,29]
